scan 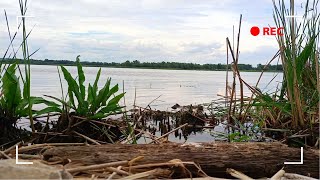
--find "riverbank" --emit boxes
[1,59,283,72]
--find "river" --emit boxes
[29,65,283,110]
[24,65,283,143]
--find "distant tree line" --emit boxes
[1,58,283,71]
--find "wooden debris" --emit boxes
[41,142,319,178]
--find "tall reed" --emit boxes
[273,0,319,128]
[18,0,35,132]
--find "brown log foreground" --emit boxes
[42,142,319,178]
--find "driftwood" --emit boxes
[42,142,319,178]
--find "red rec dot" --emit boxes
[250,26,260,36]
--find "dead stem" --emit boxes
[149,123,188,144]
[105,166,130,176]
[73,131,101,145]
[66,160,128,173]
[0,151,11,159]
[18,143,86,153]
[106,166,122,180]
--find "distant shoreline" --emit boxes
[2,59,283,72]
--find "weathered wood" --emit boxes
[42,142,319,178]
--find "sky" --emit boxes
[0,0,310,65]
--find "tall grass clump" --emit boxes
[272,0,319,127]
[0,0,61,147]
[224,0,319,146]
[249,0,319,146]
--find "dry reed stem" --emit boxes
[226,38,237,122]
[66,160,128,173]
[235,15,244,114]
[149,123,188,144]
[118,168,170,180]
[0,142,21,159]
[174,177,230,180]
[106,166,122,180]
[73,131,101,145]
[18,154,41,159]
[283,173,318,180]
[225,38,229,108]
[0,151,11,159]
[123,162,179,170]
[105,167,130,176]
[226,168,254,180]
[243,50,281,119]
[316,52,319,119]
[134,129,161,143]
[18,143,86,153]
[91,120,116,127]
[270,169,285,180]
[121,131,143,144]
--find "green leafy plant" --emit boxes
[59,55,125,119]
[228,132,250,142]
[0,63,61,122]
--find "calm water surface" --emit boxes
[26,65,283,143]
[29,65,283,110]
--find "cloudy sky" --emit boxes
[0,0,308,65]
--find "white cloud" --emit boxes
[0,0,289,64]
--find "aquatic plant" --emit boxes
[0,0,62,135]
[270,0,319,128]
[225,0,319,146]
[57,55,125,119]
[252,0,319,133]
[0,63,61,120]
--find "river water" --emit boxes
[29,65,283,110]
[25,65,283,143]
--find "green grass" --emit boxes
[271,0,319,128]
[224,0,319,146]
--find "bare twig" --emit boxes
[107,166,123,180]
[118,168,170,180]
[149,123,188,144]
[18,143,85,153]
[66,160,128,173]
[0,151,11,159]
[73,131,101,145]
[270,168,285,180]
[226,168,254,180]
[105,166,130,176]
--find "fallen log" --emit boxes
[42,142,319,178]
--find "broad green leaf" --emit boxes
[88,84,93,103]
[35,106,62,116]
[76,55,86,100]
[2,63,21,115]
[107,93,125,107]
[101,84,119,106]
[295,36,316,84]
[60,65,84,107]
[90,68,101,111]
[92,68,101,96]
[96,78,111,107]
[44,94,75,109]
[28,96,60,107]
[68,87,76,109]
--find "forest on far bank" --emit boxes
[2,58,283,71]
